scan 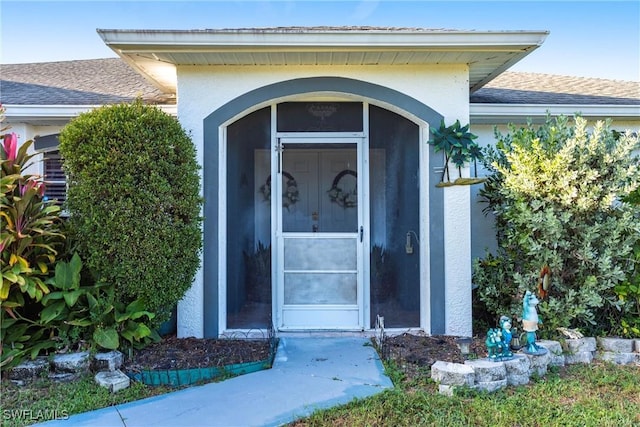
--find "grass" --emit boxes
[290,361,640,427]
[1,357,638,427]
[0,366,245,427]
[0,375,172,427]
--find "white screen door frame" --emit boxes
[275,136,366,330]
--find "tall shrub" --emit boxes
[58,100,202,327]
[473,116,640,336]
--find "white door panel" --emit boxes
[276,140,364,330]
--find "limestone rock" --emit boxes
[95,370,131,393]
[49,372,80,383]
[7,357,50,383]
[464,358,506,383]
[537,340,565,367]
[431,361,475,387]
[562,337,596,353]
[51,352,90,373]
[503,354,531,386]
[565,351,593,365]
[597,352,639,365]
[597,337,634,353]
[524,350,550,376]
[92,351,124,372]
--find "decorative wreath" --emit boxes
[327,169,357,208]
[260,171,299,210]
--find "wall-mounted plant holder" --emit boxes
[429,120,486,187]
[435,177,487,188]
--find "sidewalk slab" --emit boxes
[37,337,392,427]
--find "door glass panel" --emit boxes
[285,273,357,304]
[369,105,420,328]
[226,107,271,329]
[282,145,357,233]
[284,238,356,270]
[277,102,363,132]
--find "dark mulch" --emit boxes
[125,335,273,372]
[380,333,487,366]
[124,333,485,377]
[379,333,488,382]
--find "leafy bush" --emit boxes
[610,187,640,337]
[473,116,640,336]
[41,254,158,354]
[58,100,202,327]
[1,107,66,368]
[2,251,159,369]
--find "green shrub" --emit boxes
[58,100,202,328]
[41,253,159,354]
[610,187,640,337]
[473,116,640,336]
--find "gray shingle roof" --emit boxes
[0,58,172,105]
[472,72,640,105]
[1,58,638,106]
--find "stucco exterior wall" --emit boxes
[175,64,473,337]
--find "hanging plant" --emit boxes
[327,169,357,208]
[260,172,299,210]
[429,120,486,187]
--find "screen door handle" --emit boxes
[359,226,363,242]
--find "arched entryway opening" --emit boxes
[203,77,445,337]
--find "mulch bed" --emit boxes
[380,333,487,366]
[125,336,273,372]
[124,333,486,376]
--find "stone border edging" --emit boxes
[431,337,639,395]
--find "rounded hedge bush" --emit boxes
[58,100,202,327]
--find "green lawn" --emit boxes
[1,360,638,427]
[1,376,171,427]
[290,361,640,427]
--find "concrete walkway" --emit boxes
[39,337,393,427]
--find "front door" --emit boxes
[276,138,364,330]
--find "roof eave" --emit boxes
[470,103,640,124]
[96,28,549,49]
[2,104,178,124]
[97,28,548,93]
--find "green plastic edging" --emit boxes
[127,357,273,387]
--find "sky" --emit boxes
[1,0,639,81]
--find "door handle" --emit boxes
[359,226,363,242]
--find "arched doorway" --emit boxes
[204,78,445,337]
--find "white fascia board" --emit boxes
[471,104,640,123]
[3,104,177,121]
[97,29,548,52]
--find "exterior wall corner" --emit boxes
[177,268,205,338]
[443,182,473,337]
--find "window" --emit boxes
[369,105,420,328]
[227,107,272,329]
[42,151,66,205]
[277,102,363,132]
